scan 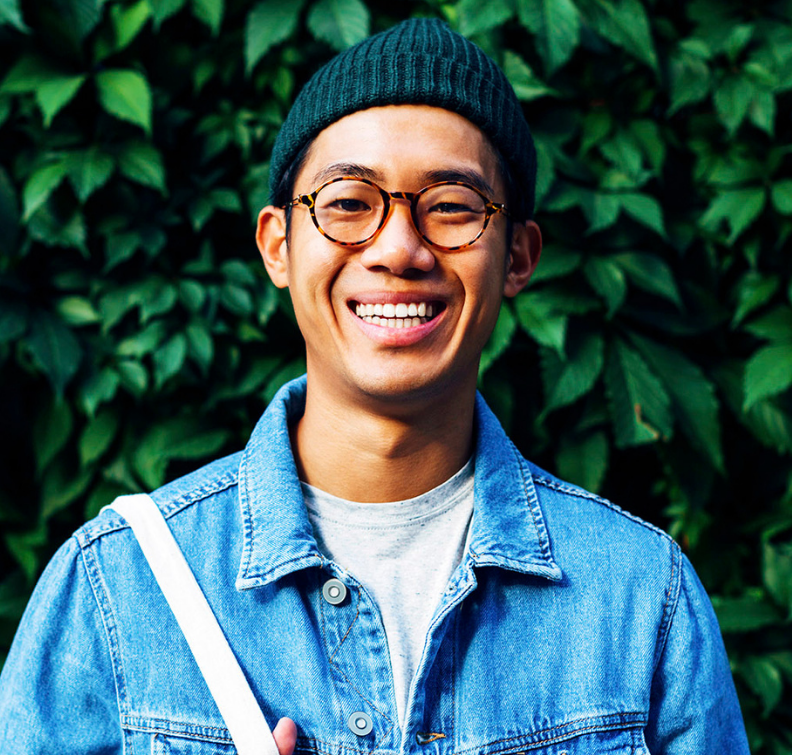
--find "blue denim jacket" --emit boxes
[0,377,748,753]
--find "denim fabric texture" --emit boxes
[0,376,749,753]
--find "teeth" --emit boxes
[354,301,439,329]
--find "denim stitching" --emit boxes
[451,713,646,754]
[650,541,682,676]
[79,540,130,740]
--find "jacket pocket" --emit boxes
[152,732,237,755]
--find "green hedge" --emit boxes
[1,0,792,748]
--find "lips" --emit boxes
[352,301,443,329]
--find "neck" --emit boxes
[292,379,477,503]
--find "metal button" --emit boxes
[347,711,373,736]
[322,578,347,605]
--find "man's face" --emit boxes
[257,104,540,408]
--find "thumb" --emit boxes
[272,717,298,755]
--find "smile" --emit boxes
[353,301,441,329]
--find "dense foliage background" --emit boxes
[1,0,791,747]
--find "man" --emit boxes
[0,18,748,752]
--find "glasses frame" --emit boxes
[285,176,511,252]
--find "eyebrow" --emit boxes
[310,163,497,199]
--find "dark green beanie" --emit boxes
[269,18,537,221]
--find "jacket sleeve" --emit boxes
[0,536,122,753]
[644,551,750,753]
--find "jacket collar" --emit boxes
[236,376,561,590]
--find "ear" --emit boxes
[256,206,290,289]
[504,220,542,298]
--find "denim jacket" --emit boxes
[0,377,748,753]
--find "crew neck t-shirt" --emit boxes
[302,460,474,728]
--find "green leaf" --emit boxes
[699,187,766,244]
[0,0,28,31]
[191,0,223,34]
[530,245,581,283]
[245,0,306,74]
[220,283,253,316]
[458,0,513,36]
[748,89,775,136]
[619,193,666,237]
[744,343,792,410]
[479,304,516,377]
[56,296,100,326]
[631,334,724,471]
[516,0,580,74]
[40,461,94,520]
[149,0,186,28]
[514,291,568,354]
[605,338,673,448]
[117,320,166,358]
[153,333,187,388]
[744,306,792,342]
[541,332,605,414]
[501,52,556,101]
[186,320,213,372]
[556,431,609,494]
[22,158,68,221]
[714,74,753,135]
[263,358,306,403]
[95,69,152,133]
[80,367,120,416]
[52,0,103,40]
[740,656,783,717]
[668,48,710,115]
[65,147,115,202]
[132,418,230,488]
[612,253,682,308]
[587,192,620,233]
[79,409,120,466]
[117,140,166,192]
[117,360,149,394]
[763,540,792,618]
[577,0,657,72]
[32,397,73,475]
[583,256,626,317]
[771,180,792,215]
[26,311,82,395]
[712,593,781,633]
[732,273,780,328]
[108,0,151,53]
[307,0,369,51]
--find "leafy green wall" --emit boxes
[1,0,792,747]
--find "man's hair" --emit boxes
[268,18,537,223]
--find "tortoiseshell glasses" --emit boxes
[286,176,511,251]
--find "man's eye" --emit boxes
[430,202,475,214]
[331,198,371,212]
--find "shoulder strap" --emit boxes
[108,494,279,755]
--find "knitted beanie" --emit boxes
[269,18,537,220]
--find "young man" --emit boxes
[0,18,748,753]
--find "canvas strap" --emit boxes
[108,494,279,755]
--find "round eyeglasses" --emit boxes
[285,176,511,251]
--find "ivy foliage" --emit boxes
[1,0,792,747]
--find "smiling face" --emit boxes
[257,105,541,411]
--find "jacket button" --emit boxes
[347,711,373,736]
[322,578,347,605]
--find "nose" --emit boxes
[358,200,435,276]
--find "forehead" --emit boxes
[294,105,503,196]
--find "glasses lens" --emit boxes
[314,180,385,243]
[416,184,487,248]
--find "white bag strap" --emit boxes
[108,494,279,755]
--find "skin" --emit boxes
[259,105,541,753]
[257,105,541,505]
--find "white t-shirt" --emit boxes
[302,459,474,728]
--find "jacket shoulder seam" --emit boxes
[76,468,239,547]
[532,473,674,544]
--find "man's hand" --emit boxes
[273,717,298,755]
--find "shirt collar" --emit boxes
[236,376,561,590]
